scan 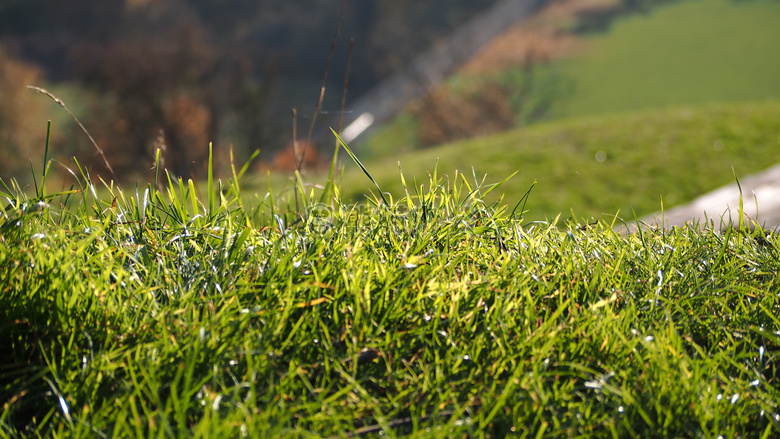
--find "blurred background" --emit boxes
[1,0,779,221]
[0,0,511,180]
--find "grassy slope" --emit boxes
[338,100,780,223]
[361,0,780,156]
[557,0,780,118]
[1,170,779,437]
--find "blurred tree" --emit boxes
[0,0,516,178]
[74,20,218,178]
[0,46,49,182]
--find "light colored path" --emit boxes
[636,164,780,231]
[341,0,549,144]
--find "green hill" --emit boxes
[556,0,780,119]
[362,0,780,157]
[338,100,780,223]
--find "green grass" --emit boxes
[339,100,780,223]
[363,112,421,159]
[557,0,780,118]
[2,141,780,437]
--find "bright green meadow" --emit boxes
[340,100,780,223]
[1,138,779,437]
[556,0,780,118]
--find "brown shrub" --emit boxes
[265,140,322,173]
[161,94,212,174]
[73,23,218,180]
[417,82,515,147]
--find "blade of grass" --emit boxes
[40,121,52,198]
[27,86,116,180]
[331,128,389,206]
[208,142,214,216]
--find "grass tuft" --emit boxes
[0,128,779,438]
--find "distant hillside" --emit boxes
[555,0,780,119]
[336,100,780,223]
[361,0,780,155]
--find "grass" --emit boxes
[557,0,780,118]
[2,136,780,437]
[338,100,780,223]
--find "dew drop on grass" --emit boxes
[730,394,740,404]
[584,380,601,389]
[618,406,624,413]
[463,354,470,361]
[57,395,71,422]
[716,394,723,401]
[750,380,760,387]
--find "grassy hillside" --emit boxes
[361,0,780,154]
[338,100,780,223]
[2,164,779,436]
[556,0,780,118]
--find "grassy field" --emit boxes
[556,0,780,119]
[2,144,779,437]
[361,0,780,154]
[337,100,780,224]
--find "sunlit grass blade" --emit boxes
[331,128,389,206]
[208,142,214,216]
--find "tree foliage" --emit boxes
[0,0,501,180]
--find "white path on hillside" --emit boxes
[340,0,550,144]
[633,164,780,231]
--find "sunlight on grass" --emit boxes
[338,100,780,224]
[1,136,779,437]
